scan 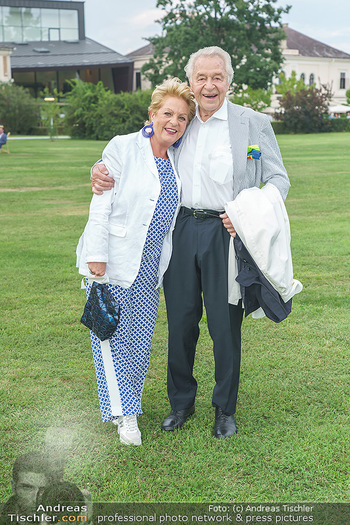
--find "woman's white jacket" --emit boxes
[76,130,181,288]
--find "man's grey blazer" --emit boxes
[174,100,290,202]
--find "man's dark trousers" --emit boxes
[163,207,243,415]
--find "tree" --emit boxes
[230,86,272,112]
[275,70,307,96]
[64,80,110,138]
[0,82,41,134]
[278,85,332,133]
[142,0,290,89]
[346,88,350,105]
[64,80,152,139]
[94,89,152,140]
[40,88,63,140]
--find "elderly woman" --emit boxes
[77,78,195,446]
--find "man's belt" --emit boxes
[181,206,224,219]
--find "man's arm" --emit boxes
[91,162,114,195]
[259,118,290,201]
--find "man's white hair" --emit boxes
[184,46,234,85]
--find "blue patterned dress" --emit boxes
[86,157,178,421]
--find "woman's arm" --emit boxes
[84,137,122,267]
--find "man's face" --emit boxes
[12,471,48,514]
[190,55,230,121]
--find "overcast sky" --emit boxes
[84,0,350,56]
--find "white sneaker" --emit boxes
[116,415,142,446]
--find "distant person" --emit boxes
[0,125,10,153]
[0,452,53,524]
[76,78,195,446]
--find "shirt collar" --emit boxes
[195,98,228,123]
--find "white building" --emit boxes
[280,25,350,105]
[0,44,13,82]
[127,26,350,108]
[126,43,153,91]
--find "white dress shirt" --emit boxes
[178,98,234,211]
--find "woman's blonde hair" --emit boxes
[147,77,196,124]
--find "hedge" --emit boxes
[327,118,350,132]
[271,117,350,134]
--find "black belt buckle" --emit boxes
[193,209,206,219]
[181,206,223,219]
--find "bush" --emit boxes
[64,80,109,139]
[346,88,350,105]
[271,116,350,134]
[31,125,67,136]
[94,89,152,140]
[64,80,152,139]
[327,118,350,132]
[280,86,332,133]
[277,85,333,134]
[0,82,41,134]
[271,121,288,134]
[230,87,272,113]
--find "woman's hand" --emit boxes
[220,212,237,238]
[88,262,107,277]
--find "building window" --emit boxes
[0,6,78,43]
[309,73,314,86]
[136,72,141,90]
[340,72,346,89]
[300,73,305,82]
[276,70,285,86]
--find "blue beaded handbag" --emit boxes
[81,281,120,341]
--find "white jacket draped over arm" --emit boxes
[225,183,303,318]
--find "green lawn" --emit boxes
[0,134,349,504]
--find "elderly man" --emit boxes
[91,46,290,438]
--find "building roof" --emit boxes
[8,38,133,71]
[126,43,154,58]
[127,27,350,62]
[126,42,170,59]
[284,25,350,59]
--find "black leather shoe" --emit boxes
[213,407,237,438]
[161,406,195,431]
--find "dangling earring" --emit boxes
[172,137,182,148]
[142,122,154,138]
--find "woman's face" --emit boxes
[150,95,189,149]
